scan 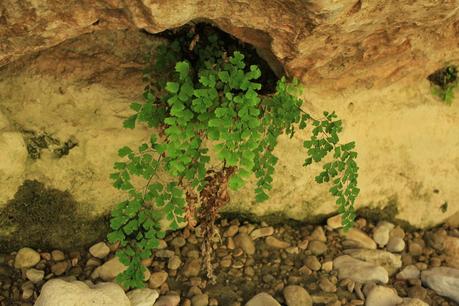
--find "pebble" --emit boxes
[343,249,401,276]
[305,256,321,271]
[21,281,34,300]
[407,285,427,301]
[334,255,388,284]
[421,267,459,303]
[224,225,239,237]
[340,229,377,249]
[322,261,333,272]
[168,255,182,270]
[327,215,343,229]
[310,226,327,242]
[182,259,201,277]
[308,240,328,255]
[51,261,69,276]
[389,226,405,239]
[397,265,420,280]
[297,239,309,250]
[149,271,168,289]
[14,248,41,269]
[398,298,429,306]
[246,292,280,306]
[91,256,151,282]
[265,236,290,249]
[171,237,186,248]
[311,294,337,304]
[386,236,405,253]
[153,294,181,306]
[88,242,110,259]
[51,250,66,262]
[191,293,209,306]
[408,242,423,256]
[156,250,175,258]
[283,285,312,306]
[319,278,337,292]
[250,227,274,240]
[26,268,45,283]
[372,222,394,248]
[234,233,255,255]
[127,288,159,306]
[365,286,403,306]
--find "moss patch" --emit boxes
[21,130,78,159]
[0,180,109,253]
[356,199,418,232]
[219,210,328,227]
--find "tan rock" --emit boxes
[126,288,159,306]
[14,248,41,269]
[234,233,256,255]
[34,279,130,306]
[283,286,313,306]
[89,242,110,259]
[250,227,274,240]
[265,236,290,249]
[154,294,181,306]
[149,271,168,289]
[327,215,343,229]
[51,250,66,262]
[340,229,377,249]
[343,249,401,276]
[246,292,281,306]
[334,255,388,284]
[26,268,45,283]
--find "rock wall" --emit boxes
[0,0,458,250]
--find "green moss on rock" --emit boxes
[0,180,109,253]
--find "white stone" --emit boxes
[14,247,41,269]
[340,228,377,249]
[127,288,159,306]
[365,286,402,306]
[397,265,420,280]
[89,242,110,259]
[421,267,459,303]
[333,255,388,284]
[246,292,281,306]
[373,222,394,248]
[343,249,401,275]
[34,279,130,306]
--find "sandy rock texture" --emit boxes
[0,0,459,250]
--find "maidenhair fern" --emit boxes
[107,29,360,289]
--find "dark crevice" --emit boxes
[152,22,282,95]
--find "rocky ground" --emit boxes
[1,215,459,306]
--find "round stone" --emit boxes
[89,242,110,259]
[14,248,41,269]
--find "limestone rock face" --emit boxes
[34,279,131,306]
[0,0,459,251]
